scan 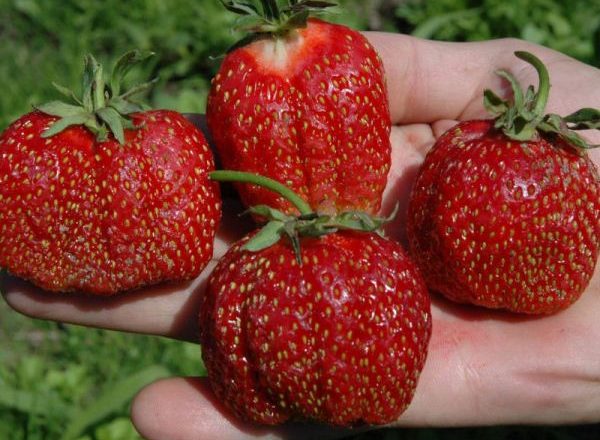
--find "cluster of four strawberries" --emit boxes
[0,7,598,428]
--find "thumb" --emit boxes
[364,34,599,128]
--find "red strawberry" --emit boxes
[0,52,221,294]
[407,51,600,314]
[201,171,431,426]
[206,1,390,216]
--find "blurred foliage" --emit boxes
[394,0,600,66]
[1,1,600,439]
[2,0,596,129]
[0,299,203,440]
[0,0,369,129]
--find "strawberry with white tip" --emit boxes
[207,0,391,216]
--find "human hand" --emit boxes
[2,34,600,439]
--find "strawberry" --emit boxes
[407,51,600,314]
[0,51,221,294]
[206,1,391,216]
[201,171,431,425]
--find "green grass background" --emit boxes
[1,0,599,439]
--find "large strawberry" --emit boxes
[206,1,391,216]
[407,51,600,314]
[0,51,221,294]
[202,171,431,425]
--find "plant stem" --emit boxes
[210,170,313,215]
[515,51,549,116]
[89,56,106,110]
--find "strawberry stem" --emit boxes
[37,50,156,144]
[484,51,600,152]
[220,0,336,49]
[210,170,313,215]
[90,55,107,110]
[210,170,392,262]
[514,51,549,117]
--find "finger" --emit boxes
[131,377,359,440]
[381,120,464,243]
[365,33,600,129]
[380,123,435,243]
[1,198,252,341]
[365,34,521,123]
[432,120,459,138]
[2,268,210,341]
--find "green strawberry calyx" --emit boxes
[484,51,600,153]
[221,0,336,51]
[37,50,157,144]
[210,170,394,263]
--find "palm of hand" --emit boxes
[2,35,600,439]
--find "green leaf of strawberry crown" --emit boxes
[219,0,337,53]
[36,50,157,144]
[483,51,600,153]
[243,207,394,265]
[210,171,395,265]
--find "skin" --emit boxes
[2,34,600,439]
